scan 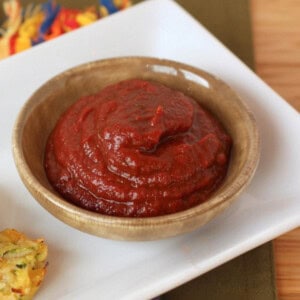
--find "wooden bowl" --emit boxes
[12,57,260,241]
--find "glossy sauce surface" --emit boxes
[45,79,232,217]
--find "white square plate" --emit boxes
[0,0,299,299]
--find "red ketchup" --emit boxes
[45,79,232,217]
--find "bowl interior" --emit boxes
[13,57,259,240]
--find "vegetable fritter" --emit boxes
[0,229,48,300]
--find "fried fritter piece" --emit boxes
[0,229,48,300]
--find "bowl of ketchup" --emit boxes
[12,57,260,240]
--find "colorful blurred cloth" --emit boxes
[0,0,131,60]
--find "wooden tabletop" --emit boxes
[250,0,300,299]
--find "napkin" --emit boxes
[162,243,277,300]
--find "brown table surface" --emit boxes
[250,0,300,299]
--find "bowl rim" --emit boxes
[12,56,260,234]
